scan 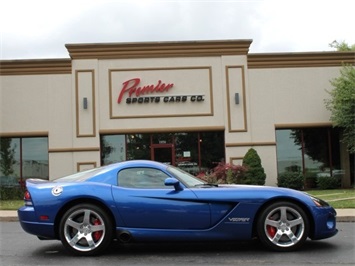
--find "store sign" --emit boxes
[117,78,204,104]
[109,67,212,118]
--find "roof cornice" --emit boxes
[1,44,354,76]
[65,39,253,59]
[0,59,71,75]
[248,51,355,68]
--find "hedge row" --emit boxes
[0,187,24,200]
[277,172,341,190]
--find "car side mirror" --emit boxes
[164,177,183,191]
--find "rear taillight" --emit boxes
[24,190,33,206]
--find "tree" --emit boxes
[241,148,266,185]
[290,128,329,166]
[329,40,355,51]
[325,41,355,153]
[100,137,115,165]
[0,138,16,176]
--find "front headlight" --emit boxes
[310,195,330,207]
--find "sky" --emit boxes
[1,0,354,60]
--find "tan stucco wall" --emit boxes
[1,41,354,185]
[232,66,341,185]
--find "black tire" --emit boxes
[256,201,309,251]
[59,203,113,256]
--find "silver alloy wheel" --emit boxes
[263,206,305,248]
[63,208,106,252]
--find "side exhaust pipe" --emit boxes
[118,231,132,243]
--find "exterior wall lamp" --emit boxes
[83,97,88,109]
[235,93,239,105]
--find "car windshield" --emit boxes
[167,165,206,187]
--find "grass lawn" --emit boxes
[307,189,355,209]
[1,189,354,210]
[0,200,23,210]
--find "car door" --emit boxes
[111,167,210,229]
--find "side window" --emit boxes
[118,168,170,189]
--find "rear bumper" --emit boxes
[18,206,56,239]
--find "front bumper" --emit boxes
[310,206,338,240]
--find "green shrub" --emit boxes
[241,148,266,185]
[0,186,24,200]
[304,177,317,189]
[277,172,304,190]
[304,172,317,189]
[317,176,341,189]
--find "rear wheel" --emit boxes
[59,203,113,256]
[257,201,309,251]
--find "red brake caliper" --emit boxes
[93,219,103,241]
[267,225,276,237]
[266,215,276,237]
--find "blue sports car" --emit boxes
[18,160,337,256]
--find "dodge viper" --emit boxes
[18,160,337,256]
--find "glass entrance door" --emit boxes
[151,144,175,165]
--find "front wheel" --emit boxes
[256,201,309,251]
[59,204,113,256]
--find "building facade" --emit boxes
[1,40,354,187]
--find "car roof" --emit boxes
[106,160,168,170]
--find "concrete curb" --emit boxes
[1,210,354,222]
[334,209,355,222]
[0,216,18,222]
[0,211,18,222]
[336,216,355,222]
